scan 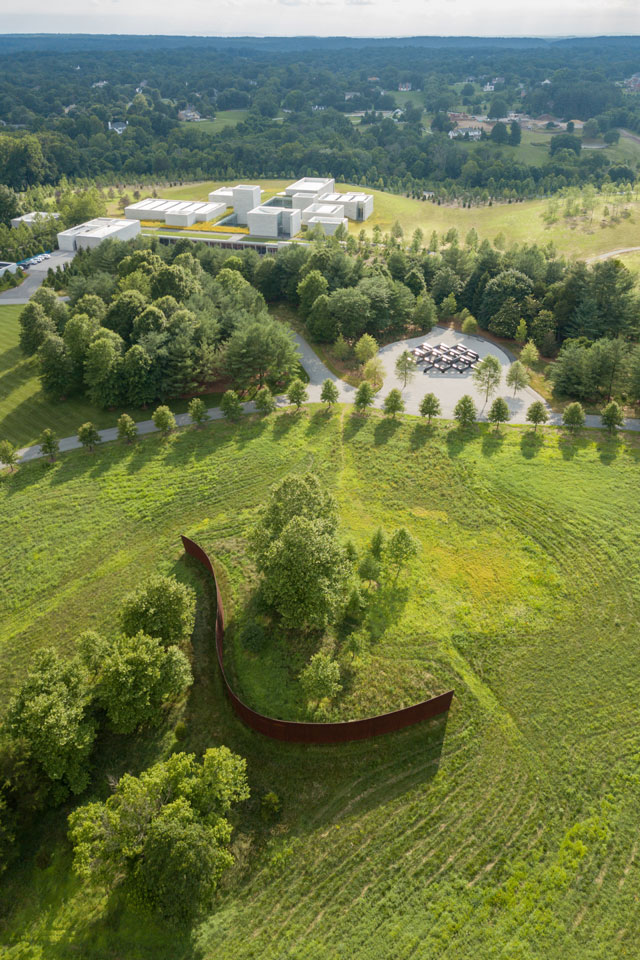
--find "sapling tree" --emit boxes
[454,394,477,427]
[601,400,624,434]
[383,388,405,418]
[354,334,378,366]
[488,396,510,431]
[320,378,340,408]
[39,428,59,461]
[117,413,138,443]
[0,440,18,472]
[419,393,441,423]
[387,527,420,580]
[221,389,242,420]
[287,378,308,410]
[188,397,209,427]
[520,340,539,368]
[563,401,586,433]
[300,653,342,706]
[526,400,548,431]
[472,354,502,407]
[506,360,530,395]
[395,350,416,389]
[152,405,176,437]
[354,380,375,415]
[77,422,101,451]
[254,386,276,415]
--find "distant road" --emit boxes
[586,247,640,264]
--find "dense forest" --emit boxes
[1,36,639,199]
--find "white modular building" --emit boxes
[11,211,60,229]
[300,201,348,226]
[246,205,301,240]
[208,187,234,203]
[306,216,348,236]
[57,218,141,252]
[124,198,226,227]
[284,177,335,199]
[321,192,374,221]
[231,185,262,225]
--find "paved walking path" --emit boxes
[11,326,640,465]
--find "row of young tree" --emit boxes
[0,569,251,923]
[17,226,640,415]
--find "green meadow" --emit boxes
[1,407,640,958]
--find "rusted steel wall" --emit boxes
[182,535,453,744]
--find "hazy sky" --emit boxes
[1,0,639,37]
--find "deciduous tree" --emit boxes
[419,392,441,422]
[121,574,196,648]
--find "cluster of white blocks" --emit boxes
[124,197,227,227]
[57,218,141,252]
[207,177,373,240]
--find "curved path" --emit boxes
[585,246,640,264]
[11,324,640,464]
[182,535,453,743]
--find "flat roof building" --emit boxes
[246,205,301,240]
[284,177,335,199]
[57,218,141,252]
[11,211,60,229]
[124,198,226,227]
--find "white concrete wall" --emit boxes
[247,207,280,239]
[360,195,374,220]
[165,211,197,227]
[307,216,348,236]
[281,208,301,238]
[232,185,262,225]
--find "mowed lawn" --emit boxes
[2,408,640,958]
[110,178,640,261]
[0,305,221,448]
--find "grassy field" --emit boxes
[454,129,640,169]
[2,409,640,958]
[108,179,640,261]
[179,110,250,135]
[0,305,223,448]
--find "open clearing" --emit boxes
[110,179,640,261]
[2,409,640,958]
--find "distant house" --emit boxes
[541,78,552,86]
[448,127,482,140]
[344,92,358,101]
[493,77,505,85]
[178,108,201,122]
[367,76,380,83]
[108,121,128,134]
[92,80,108,89]
[398,82,412,92]
[483,83,494,93]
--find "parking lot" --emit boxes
[0,250,75,303]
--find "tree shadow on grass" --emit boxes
[305,406,334,438]
[481,428,506,458]
[598,434,623,465]
[373,417,402,446]
[520,429,545,459]
[445,425,477,458]
[559,431,591,460]
[271,409,301,440]
[365,581,410,643]
[409,421,436,450]
[342,411,368,442]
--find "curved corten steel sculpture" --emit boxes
[182,535,453,744]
